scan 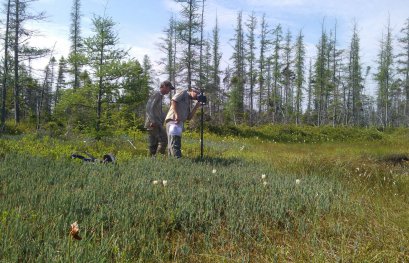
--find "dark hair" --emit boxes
[161,80,175,90]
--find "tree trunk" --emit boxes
[1,0,12,132]
[96,46,104,132]
[14,0,20,124]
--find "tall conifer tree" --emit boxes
[397,18,409,123]
[229,11,245,122]
[69,0,82,90]
[375,19,394,127]
[245,12,257,125]
[294,30,305,125]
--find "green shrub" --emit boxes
[206,124,385,143]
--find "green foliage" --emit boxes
[117,60,150,114]
[1,129,408,261]
[0,153,346,262]
[206,124,384,143]
[3,120,36,134]
[0,133,147,161]
[54,85,97,132]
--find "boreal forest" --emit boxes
[0,0,408,135]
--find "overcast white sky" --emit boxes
[28,0,409,94]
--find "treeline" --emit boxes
[0,0,153,135]
[161,1,409,128]
[1,0,409,136]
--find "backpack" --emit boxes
[71,152,115,164]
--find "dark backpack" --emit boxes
[71,152,115,164]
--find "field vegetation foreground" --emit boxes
[0,125,408,262]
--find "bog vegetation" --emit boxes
[1,0,408,261]
[1,125,408,262]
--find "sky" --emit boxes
[28,0,409,94]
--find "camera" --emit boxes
[197,92,207,105]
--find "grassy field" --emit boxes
[0,125,408,262]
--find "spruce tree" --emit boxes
[282,29,293,123]
[348,23,364,126]
[245,12,257,125]
[294,30,305,125]
[55,56,67,108]
[84,15,127,132]
[9,0,47,124]
[175,0,201,89]
[270,24,283,122]
[375,19,394,127]
[257,14,271,119]
[229,11,245,123]
[68,0,83,90]
[314,24,330,126]
[397,18,409,124]
[210,16,222,118]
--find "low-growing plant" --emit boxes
[205,124,385,143]
[0,153,348,262]
[0,127,408,262]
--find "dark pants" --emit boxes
[147,126,167,156]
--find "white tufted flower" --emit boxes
[296,179,301,184]
[261,174,266,180]
[162,180,168,186]
[153,180,159,185]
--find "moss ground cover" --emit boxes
[0,126,408,262]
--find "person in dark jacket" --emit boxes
[144,80,174,156]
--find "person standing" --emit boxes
[165,88,201,158]
[145,80,175,156]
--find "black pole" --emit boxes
[200,102,204,159]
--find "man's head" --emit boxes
[160,80,175,95]
[188,88,200,100]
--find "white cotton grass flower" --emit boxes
[162,180,168,187]
[152,180,159,185]
[261,174,266,180]
[295,179,301,185]
[240,145,245,151]
[212,169,217,174]
[263,181,268,187]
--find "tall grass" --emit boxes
[1,154,347,262]
[0,126,408,262]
